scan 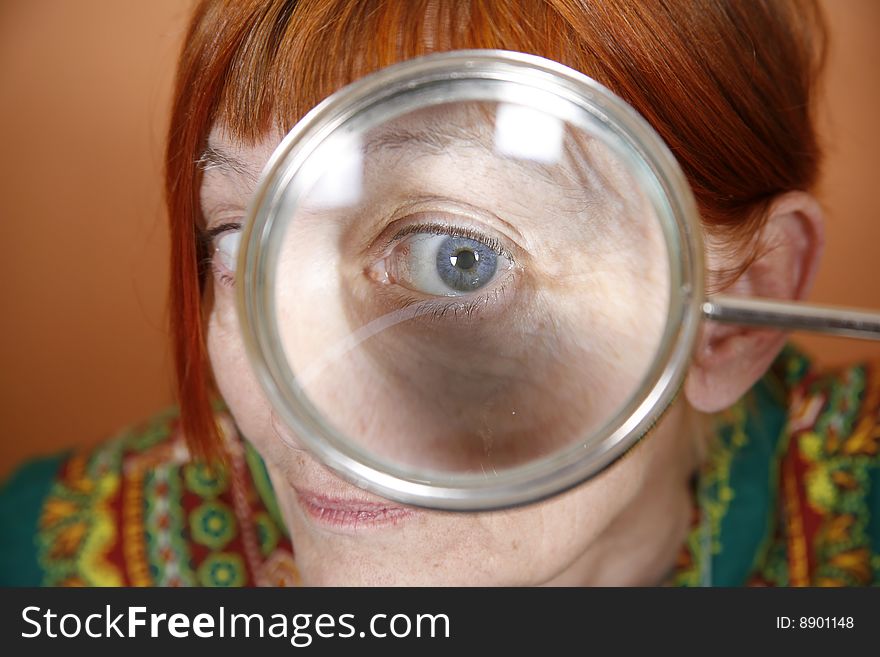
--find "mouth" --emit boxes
[294,488,416,533]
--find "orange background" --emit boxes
[2,0,879,477]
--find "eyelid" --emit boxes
[390,221,513,262]
[374,210,523,265]
[387,198,526,243]
[204,221,243,241]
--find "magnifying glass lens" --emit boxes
[241,53,701,509]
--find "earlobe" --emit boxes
[684,324,790,412]
[684,191,824,413]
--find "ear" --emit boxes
[684,191,825,413]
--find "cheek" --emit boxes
[462,444,648,583]
[531,441,647,540]
[206,288,277,457]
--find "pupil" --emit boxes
[452,249,477,270]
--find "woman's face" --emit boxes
[202,105,700,585]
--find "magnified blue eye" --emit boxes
[382,230,513,297]
[436,236,497,292]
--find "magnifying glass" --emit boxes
[235,50,880,511]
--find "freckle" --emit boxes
[511,540,519,551]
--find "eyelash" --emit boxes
[408,279,513,321]
[387,221,514,263]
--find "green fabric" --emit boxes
[868,466,880,555]
[0,452,66,586]
[707,372,787,585]
[680,345,880,586]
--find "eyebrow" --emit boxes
[196,146,259,184]
[367,124,606,199]
[365,125,480,154]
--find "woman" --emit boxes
[2,0,878,587]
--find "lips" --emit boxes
[294,488,415,531]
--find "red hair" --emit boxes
[166,0,828,457]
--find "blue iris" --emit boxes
[435,236,497,292]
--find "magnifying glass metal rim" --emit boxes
[236,49,705,511]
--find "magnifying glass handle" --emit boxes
[702,294,880,341]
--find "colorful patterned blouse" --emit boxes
[2,346,879,586]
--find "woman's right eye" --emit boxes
[206,222,242,285]
[215,229,241,272]
[380,231,514,297]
